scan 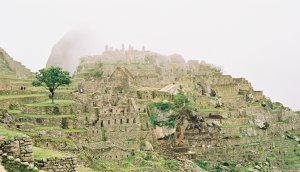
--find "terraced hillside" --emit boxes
[0,48,35,93]
[72,48,300,171]
[0,47,299,172]
[0,48,34,79]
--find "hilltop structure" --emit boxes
[0,46,299,171]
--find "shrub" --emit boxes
[271,102,283,110]
[164,160,181,171]
[144,153,152,160]
[149,115,176,127]
[93,71,104,78]
[153,101,172,111]
[196,160,206,169]
[263,122,270,129]
[149,115,159,125]
[9,103,19,110]
[173,91,188,108]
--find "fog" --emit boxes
[0,0,299,110]
[46,27,105,73]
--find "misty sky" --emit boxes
[1,0,300,110]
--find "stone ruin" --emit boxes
[71,46,300,171]
[0,135,77,172]
[0,46,299,171]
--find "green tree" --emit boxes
[173,90,188,108]
[32,66,71,103]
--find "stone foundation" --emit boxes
[35,156,77,172]
[0,135,78,172]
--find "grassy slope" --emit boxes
[0,94,46,101]
[33,147,66,160]
[24,100,74,107]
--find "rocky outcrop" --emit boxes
[174,109,206,147]
[153,126,176,139]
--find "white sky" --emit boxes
[0,0,300,110]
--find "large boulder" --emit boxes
[153,126,175,139]
[254,119,265,129]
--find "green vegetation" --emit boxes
[7,109,22,114]
[147,91,190,128]
[92,70,104,77]
[0,94,46,101]
[89,151,183,171]
[35,126,61,130]
[149,115,175,127]
[32,66,71,103]
[152,101,172,112]
[195,160,207,169]
[0,125,23,138]
[101,129,107,141]
[34,126,85,133]
[263,122,270,129]
[77,166,97,172]
[173,90,188,108]
[24,100,74,107]
[38,136,77,150]
[8,167,38,172]
[84,63,104,78]
[271,102,285,110]
[164,159,182,171]
[62,128,86,133]
[17,114,74,118]
[33,147,66,160]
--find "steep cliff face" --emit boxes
[46,29,103,74]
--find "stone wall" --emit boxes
[17,115,76,128]
[0,96,48,109]
[212,84,239,97]
[20,105,73,115]
[137,90,173,101]
[54,92,74,100]
[0,79,12,91]
[0,135,77,172]
[0,135,35,171]
[1,153,38,172]
[35,156,77,172]
[253,91,264,101]
[1,135,33,163]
